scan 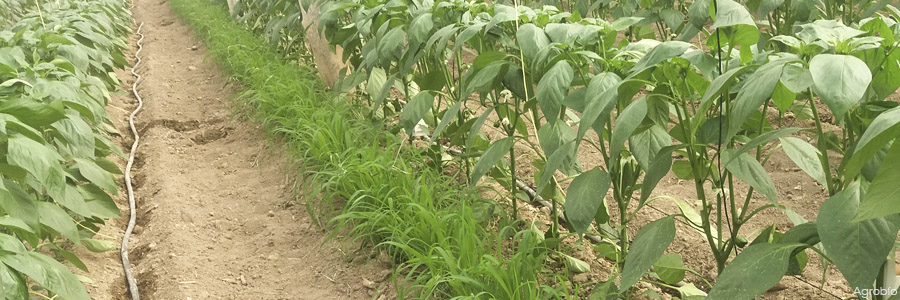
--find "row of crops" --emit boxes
[0,0,38,28]
[0,0,129,298]
[226,0,900,298]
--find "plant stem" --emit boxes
[807,88,834,195]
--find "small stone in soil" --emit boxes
[362,278,376,290]
[267,211,275,217]
[188,66,197,71]
[191,45,198,51]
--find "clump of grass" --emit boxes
[168,0,578,299]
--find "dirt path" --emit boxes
[77,0,391,299]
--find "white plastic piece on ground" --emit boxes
[413,119,429,138]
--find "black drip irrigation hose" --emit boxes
[121,21,144,300]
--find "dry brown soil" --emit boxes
[75,0,392,299]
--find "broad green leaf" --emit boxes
[408,13,433,49]
[640,145,680,204]
[722,150,778,205]
[75,158,117,194]
[377,26,406,60]
[0,97,66,128]
[672,160,695,180]
[575,73,621,146]
[564,254,591,273]
[660,9,685,31]
[366,67,387,107]
[1,252,90,300]
[809,54,872,119]
[629,125,671,171]
[0,263,26,300]
[58,185,91,218]
[425,25,458,59]
[94,157,122,175]
[771,82,796,113]
[52,116,96,158]
[845,106,900,180]
[653,253,686,284]
[0,79,31,88]
[0,113,46,144]
[611,17,644,31]
[780,222,820,246]
[79,184,120,219]
[727,59,790,142]
[57,45,89,73]
[0,180,38,233]
[537,141,576,192]
[399,91,434,136]
[564,167,611,236]
[856,141,900,221]
[537,120,579,175]
[31,81,79,103]
[7,135,69,202]
[50,58,76,75]
[818,182,900,290]
[466,107,494,149]
[486,5,515,32]
[47,244,87,273]
[537,61,573,125]
[712,0,756,28]
[452,23,485,56]
[465,61,507,96]
[38,202,80,243]
[516,24,550,62]
[676,283,707,298]
[469,137,514,185]
[610,98,648,162]
[546,23,585,44]
[697,65,753,121]
[0,234,25,254]
[780,64,813,94]
[82,239,117,252]
[620,216,676,292]
[688,0,710,29]
[710,0,759,47]
[631,41,691,73]
[871,49,900,100]
[779,137,828,187]
[429,100,462,143]
[708,243,807,299]
[0,47,26,69]
[770,35,801,50]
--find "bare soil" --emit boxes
[76,0,391,299]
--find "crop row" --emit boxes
[0,0,130,298]
[1,0,39,29]
[229,0,900,298]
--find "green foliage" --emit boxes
[0,0,129,297]
[169,1,575,299]
[223,0,900,298]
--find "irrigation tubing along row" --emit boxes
[121,21,145,300]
